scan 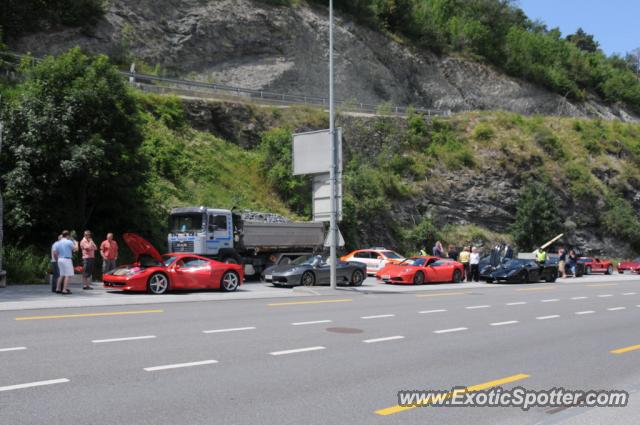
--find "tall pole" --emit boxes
[329,0,337,289]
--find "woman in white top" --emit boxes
[469,247,481,282]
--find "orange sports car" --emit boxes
[376,256,465,285]
[340,248,405,275]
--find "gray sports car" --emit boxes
[263,255,366,287]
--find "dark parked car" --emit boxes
[483,259,558,283]
[547,254,585,277]
[263,255,366,287]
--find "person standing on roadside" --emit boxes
[433,241,445,258]
[80,230,97,290]
[469,247,481,282]
[459,246,471,281]
[100,233,119,275]
[558,247,567,278]
[447,245,459,261]
[567,249,578,277]
[50,235,62,293]
[53,230,77,294]
[534,246,547,265]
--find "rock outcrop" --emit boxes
[10,0,639,121]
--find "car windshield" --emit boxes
[162,255,177,267]
[401,257,426,266]
[291,255,315,266]
[382,251,403,259]
[170,213,203,233]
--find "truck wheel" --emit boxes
[221,271,240,292]
[301,271,315,286]
[147,273,169,295]
[351,270,364,286]
[606,265,613,275]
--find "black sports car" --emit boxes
[483,259,558,283]
[263,255,367,287]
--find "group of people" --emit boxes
[423,241,514,282]
[50,230,119,294]
[556,247,579,278]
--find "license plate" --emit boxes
[265,275,272,280]
[175,242,188,248]
[382,275,390,280]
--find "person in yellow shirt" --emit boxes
[458,246,471,281]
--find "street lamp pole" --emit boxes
[329,0,337,290]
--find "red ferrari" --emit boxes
[578,257,614,274]
[618,257,640,274]
[103,233,244,294]
[375,256,465,284]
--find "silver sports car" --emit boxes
[263,255,366,287]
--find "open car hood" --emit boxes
[123,233,163,263]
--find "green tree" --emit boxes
[0,47,145,244]
[510,183,562,251]
[566,28,599,53]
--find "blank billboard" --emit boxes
[292,129,342,175]
[312,172,342,222]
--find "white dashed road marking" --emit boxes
[575,311,595,315]
[292,320,332,326]
[202,327,256,334]
[144,360,218,371]
[490,321,519,327]
[598,294,613,298]
[571,296,588,300]
[0,378,69,392]
[418,309,447,314]
[270,346,326,356]
[363,336,405,344]
[0,346,27,352]
[465,305,490,310]
[434,327,468,334]
[92,335,156,344]
[536,315,560,320]
[506,302,527,306]
[541,299,559,303]
[361,314,395,320]
[607,307,626,311]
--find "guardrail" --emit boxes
[1,51,450,117]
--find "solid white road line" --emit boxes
[418,309,447,314]
[202,327,256,334]
[363,336,405,344]
[506,302,527,306]
[598,294,613,298]
[0,378,69,392]
[465,305,490,310]
[292,320,332,326]
[434,327,468,334]
[361,314,395,319]
[490,321,519,326]
[144,360,218,372]
[536,315,560,320]
[575,311,595,315]
[622,292,636,296]
[269,346,326,356]
[92,335,156,344]
[607,307,626,311]
[0,346,27,352]
[571,296,588,300]
[541,299,559,303]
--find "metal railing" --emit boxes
[1,51,451,117]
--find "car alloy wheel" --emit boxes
[301,271,315,286]
[452,269,462,283]
[148,273,169,294]
[221,271,240,292]
[413,271,425,285]
[351,270,364,286]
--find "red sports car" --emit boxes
[618,257,640,274]
[375,256,465,284]
[103,233,244,294]
[578,257,614,275]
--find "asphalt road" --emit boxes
[2,277,640,424]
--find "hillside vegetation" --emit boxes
[2,48,640,282]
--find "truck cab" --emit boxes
[168,207,234,257]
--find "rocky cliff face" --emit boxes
[10,0,639,121]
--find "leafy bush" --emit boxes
[534,128,565,160]
[510,183,563,251]
[3,245,49,285]
[601,196,640,251]
[472,122,495,142]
